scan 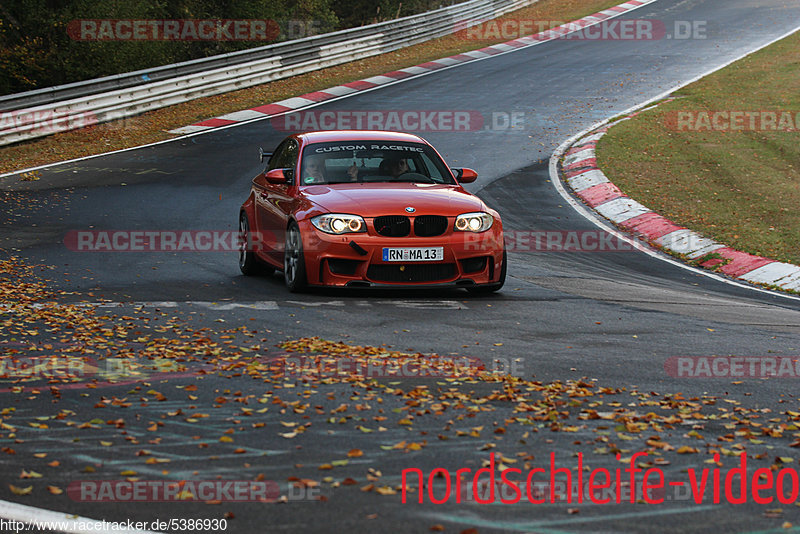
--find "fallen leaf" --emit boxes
[9,484,33,495]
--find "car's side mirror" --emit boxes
[452,167,478,183]
[265,168,292,184]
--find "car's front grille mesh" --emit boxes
[367,263,456,283]
[373,215,450,237]
[374,216,410,237]
[413,215,448,237]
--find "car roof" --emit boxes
[296,130,428,145]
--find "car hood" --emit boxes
[301,183,485,217]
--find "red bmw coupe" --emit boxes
[239,130,506,293]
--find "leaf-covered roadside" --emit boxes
[1,257,800,523]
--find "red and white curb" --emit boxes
[168,0,656,135]
[560,117,800,294]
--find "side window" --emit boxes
[268,140,299,171]
[283,140,299,174]
[268,140,288,171]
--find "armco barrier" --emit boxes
[0,0,536,147]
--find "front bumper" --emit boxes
[297,219,504,288]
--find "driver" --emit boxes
[379,156,409,179]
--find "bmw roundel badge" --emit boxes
[405,206,416,213]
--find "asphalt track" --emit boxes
[2,0,800,533]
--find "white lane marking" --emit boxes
[0,499,162,534]
[460,50,491,59]
[164,124,210,134]
[655,229,724,257]
[318,85,357,96]
[686,241,727,260]
[0,0,659,179]
[361,75,399,85]
[94,301,280,310]
[0,300,471,311]
[487,43,516,52]
[273,96,317,108]
[429,57,462,66]
[563,147,595,166]
[286,300,345,307]
[548,23,800,303]
[278,299,470,310]
[594,197,651,222]
[95,301,178,308]
[388,300,467,309]
[0,301,276,311]
[741,262,800,288]
[425,504,718,532]
[579,132,605,144]
[397,66,430,75]
[566,169,608,191]
[187,301,279,310]
[216,109,269,121]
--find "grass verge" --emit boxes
[597,30,800,265]
[1,0,622,175]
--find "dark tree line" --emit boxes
[0,0,459,95]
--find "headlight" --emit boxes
[454,212,493,233]
[311,214,366,234]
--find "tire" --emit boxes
[284,222,307,293]
[467,250,506,294]
[239,212,274,276]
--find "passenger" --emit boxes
[302,155,326,184]
[345,162,359,181]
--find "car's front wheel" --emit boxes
[284,222,307,292]
[239,212,275,276]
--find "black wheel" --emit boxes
[467,250,506,294]
[239,212,274,276]
[284,222,307,293]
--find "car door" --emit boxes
[257,139,299,263]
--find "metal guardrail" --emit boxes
[0,0,536,147]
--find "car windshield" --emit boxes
[299,141,455,185]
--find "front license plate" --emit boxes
[382,247,444,262]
